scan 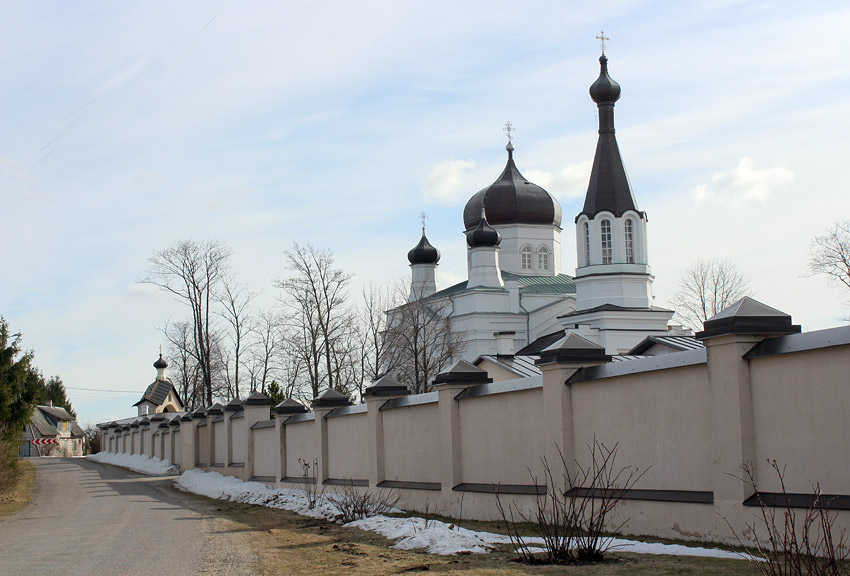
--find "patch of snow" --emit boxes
[87,451,179,476]
[170,468,750,560]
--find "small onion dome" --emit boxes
[153,353,167,370]
[463,143,561,230]
[589,54,621,104]
[407,227,441,264]
[466,208,502,247]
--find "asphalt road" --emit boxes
[0,457,259,576]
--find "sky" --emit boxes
[2,1,849,425]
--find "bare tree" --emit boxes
[245,309,283,394]
[141,239,231,406]
[669,258,751,331]
[217,278,258,399]
[163,320,202,409]
[382,280,466,394]
[358,282,400,390]
[808,220,850,308]
[275,243,353,397]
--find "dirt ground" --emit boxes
[197,493,761,576]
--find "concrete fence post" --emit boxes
[311,390,352,485]
[273,399,309,484]
[536,333,611,475]
[363,377,410,489]
[433,360,492,513]
[696,297,800,531]
[224,397,245,468]
[243,392,273,481]
[179,412,196,471]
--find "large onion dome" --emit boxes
[463,143,562,231]
[407,228,441,264]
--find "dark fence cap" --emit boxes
[245,391,273,406]
[536,333,611,365]
[311,389,352,409]
[364,375,410,398]
[192,407,207,419]
[225,397,245,412]
[206,402,225,416]
[274,398,309,415]
[433,359,492,386]
[696,297,801,340]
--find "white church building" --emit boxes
[404,53,676,360]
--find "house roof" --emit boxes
[29,409,59,437]
[133,379,182,408]
[628,335,704,355]
[38,405,73,421]
[477,355,541,378]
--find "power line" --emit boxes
[66,386,143,394]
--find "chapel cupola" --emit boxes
[408,225,440,301]
[153,353,167,381]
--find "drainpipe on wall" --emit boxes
[518,288,530,346]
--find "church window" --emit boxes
[601,219,613,264]
[625,220,635,263]
[538,246,550,270]
[521,246,533,270]
[583,222,590,265]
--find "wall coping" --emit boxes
[744,325,850,359]
[567,348,706,384]
[380,391,438,411]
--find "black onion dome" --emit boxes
[153,354,167,369]
[589,55,621,104]
[463,143,562,231]
[466,209,502,247]
[407,228,441,264]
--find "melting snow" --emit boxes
[89,456,749,560]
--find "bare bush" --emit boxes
[297,458,322,510]
[326,482,406,524]
[495,439,646,564]
[726,460,850,576]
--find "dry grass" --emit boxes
[0,459,35,519]
[185,493,761,576]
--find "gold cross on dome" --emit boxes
[596,30,609,54]
[503,121,514,143]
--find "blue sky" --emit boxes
[2,1,849,425]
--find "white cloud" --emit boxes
[421,159,476,204]
[525,161,592,200]
[693,157,794,208]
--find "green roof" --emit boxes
[431,272,575,299]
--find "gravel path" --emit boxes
[0,457,259,576]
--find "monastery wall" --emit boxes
[100,324,850,544]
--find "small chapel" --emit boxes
[402,52,680,362]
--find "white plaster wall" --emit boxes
[231,418,246,464]
[285,421,316,475]
[327,414,369,480]
[571,365,712,492]
[750,346,850,494]
[383,403,441,484]
[459,388,547,485]
[213,421,226,466]
[252,426,277,478]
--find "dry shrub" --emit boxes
[297,458,322,509]
[727,460,850,576]
[495,438,646,564]
[326,482,406,524]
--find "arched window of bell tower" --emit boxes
[520,245,533,270]
[600,219,613,264]
[624,219,635,264]
[537,246,550,271]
